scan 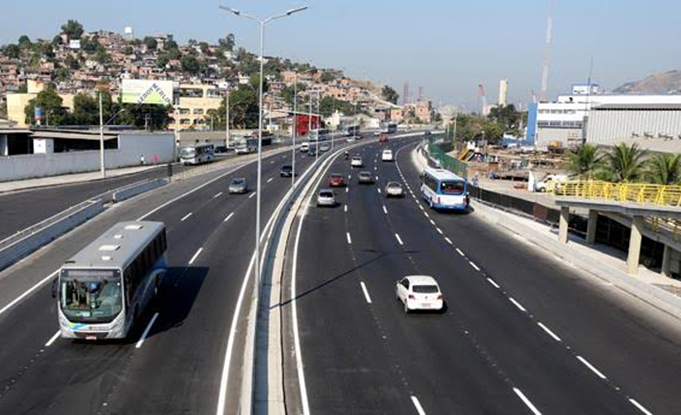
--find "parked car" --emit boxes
[382,149,394,162]
[385,182,404,197]
[329,173,345,187]
[395,275,444,313]
[280,165,294,177]
[316,189,336,207]
[229,178,248,194]
[358,171,374,184]
[351,156,363,168]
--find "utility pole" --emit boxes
[99,91,106,178]
[292,72,298,188]
[225,89,231,149]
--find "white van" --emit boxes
[300,142,310,153]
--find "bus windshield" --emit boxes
[180,148,196,159]
[440,180,465,195]
[60,269,123,323]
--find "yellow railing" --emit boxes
[550,180,681,207]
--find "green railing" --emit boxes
[427,135,468,180]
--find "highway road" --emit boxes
[283,139,681,414]
[0,145,291,242]
[0,137,358,414]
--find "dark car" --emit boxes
[229,177,248,194]
[280,165,294,177]
[308,146,317,156]
[358,171,374,184]
[329,173,345,187]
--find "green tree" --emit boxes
[123,46,134,55]
[164,36,178,51]
[3,44,21,59]
[320,71,336,83]
[381,85,399,104]
[156,54,170,68]
[600,143,647,183]
[218,33,235,52]
[94,47,110,64]
[53,67,70,82]
[319,96,354,117]
[647,154,681,185]
[117,102,172,130]
[280,83,307,107]
[18,35,32,50]
[568,144,602,179]
[180,55,202,75]
[143,36,158,51]
[81,37,98,54]
[71,93,100,125]
[61,20,84,39]
[488,104,522,136]
[24,86,71,125]
[65,54,81,69]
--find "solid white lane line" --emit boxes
[577,356,607,380]
[629,399,654,415]
[136,312,159,349]
[181,212,193,222]
[224,212,235,223]
[395,233,404,246]
[383,205,388,214]
[45,330,61,347]
[537,322,562,342]
[436,228,444,235]
[360,282,373,304]
[486,277,501,289]
[213,192,223,199]
[411,396,427,415]
[509,297,527,312]
[445,237,453,245]
[189,247,203,265]
[469,261,480,271]
[513,388,542,415]
[267,177,274,183]
[346,232,352,244]
[249,192,257,199]
[0,271,57,317]
[456,248,465,257]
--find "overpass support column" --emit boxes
[558,206,569,244]
[627,215,644,275]
[586,209,598,245]
[662,245,673,277]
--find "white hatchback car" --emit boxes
[351,156,363,168]
[316,189,336,207]
[385,182,404,197]
[395,276,444,313]
[381,149,394,162]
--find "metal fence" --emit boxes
[427,135,468,179]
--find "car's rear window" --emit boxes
[233,179,244,184]
[331,174,342,179]
[412,285,439,293]
[320,191,334,197]
[388,183,401,188]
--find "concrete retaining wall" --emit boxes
[113,178,169,203]
[0,133,175,182]
[0,199,104,272]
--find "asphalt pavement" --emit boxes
[284,138,681,415]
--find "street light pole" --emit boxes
[292,72,298,188]
[225,89,231,150]
[99,91,106,178]
[220,4,308,297]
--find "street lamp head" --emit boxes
[286,6,308,15]
[218,5,240,15]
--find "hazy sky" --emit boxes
[2,0,680,108]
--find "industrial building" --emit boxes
[527,84,681,151]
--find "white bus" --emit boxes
[308,128,330,142]
[346,125,360,136]
[56,221,168,340]
[380,122,398,134]
[180,144,215,165]
[235,138,258,155]
[420,167,469,211]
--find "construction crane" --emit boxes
[540,0,555,102]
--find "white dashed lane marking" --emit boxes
[509,297,527,313]
[181,212,193,222]
[537,322,562,342]
[577,356,607,380]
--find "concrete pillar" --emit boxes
[627,216,644,275]
[662,245,673,278]
[558,206,569,244]
[586,209,598,245]
[0,134,7,156]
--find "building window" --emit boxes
[193,108,204,115]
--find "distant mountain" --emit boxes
[613,69,681,95]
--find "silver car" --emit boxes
[385,182,404,197]
[316,189,336,207]
[229,177,248,194]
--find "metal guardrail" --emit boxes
[551,180,681,207]
[427,134,469,179]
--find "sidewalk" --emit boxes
[0,165,160,194]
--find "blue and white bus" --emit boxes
[180,144,215,165]
[56,221,167,340]
[420,167,469,211]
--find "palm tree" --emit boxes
[600,143,647,183]
[647,154,681,185]
[568,144,602,179]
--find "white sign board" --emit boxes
[121,80,174,106]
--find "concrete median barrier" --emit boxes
[0,199,104,272]
[112,178,170,203]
